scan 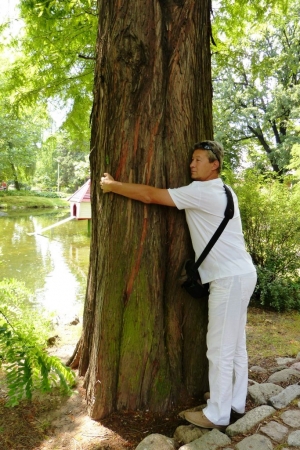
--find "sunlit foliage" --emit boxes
[0,279,76,406]
[212,0,300,174]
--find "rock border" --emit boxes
[135,352,300,449]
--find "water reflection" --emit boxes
[0,210,90,317]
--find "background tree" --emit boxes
[34,130,90,192]
[70,0,213,419]
[1,0,95,187]
[288,138,300,180]
[0,98,47,189]
[212,1,300,173]
[4,0,97,133]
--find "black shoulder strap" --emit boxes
[193,184,234,270]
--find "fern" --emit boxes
[0,280,76,406]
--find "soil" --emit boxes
[0,322,193,450]
[0,375,191,450]
[0,321,286,450]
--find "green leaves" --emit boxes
[234,170,300,311]
[1,0,94,189]
[213,0,300,175]
[8,0,97,112]
[0,95,49,187]
[0,279,76,406]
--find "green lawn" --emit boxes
[0,193,69,209]
[247,306,300,364]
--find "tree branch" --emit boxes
[78,53,96,61]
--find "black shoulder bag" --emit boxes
[180,184,234,299]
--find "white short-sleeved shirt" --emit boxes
[168,178,255,284]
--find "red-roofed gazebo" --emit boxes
[68,179,91,220]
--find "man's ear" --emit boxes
[212,159,220,171]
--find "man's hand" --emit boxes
[100,173,115,193]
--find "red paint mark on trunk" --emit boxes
[115,141,129,180]
[133,117,141,156]
[145,119,160,184]
[125,206,148,302]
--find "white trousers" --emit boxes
[203,272,257,426]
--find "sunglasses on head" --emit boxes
[194,141,219,162]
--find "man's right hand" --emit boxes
[100,173,115,193]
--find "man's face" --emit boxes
[190,149,219,181]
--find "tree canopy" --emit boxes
[5,0,96,118]
[212,0,300,174]
[0,96,47,187]
[0,0,95,189]
[1,0,299,181]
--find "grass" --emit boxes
[0,193,68,209]
[247,306,300,364]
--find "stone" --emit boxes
[260,421,288,442]
[69,315,80,325]
[248,383,283,405]
[268,365,288,373]
[296,352,300,361]
[226,405,276,437]
[249,365,268,374]
[173,425,209,445]
[280,409,300,428]
[179,429,231,450]
[290,361,300,371]
[135,433,176,450]
[235,434,273,450]
[275,357,295,365]
[288,430,300,447]
[268,384,300,409]
[47,335,60,346]
[267,368,300,384]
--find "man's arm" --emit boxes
[100,173,176,207]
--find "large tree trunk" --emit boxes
[75,0,213,419]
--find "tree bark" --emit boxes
[76,0,213,419]
[10,162,21,191]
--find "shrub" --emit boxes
[35,191,66,198]
[0,279,76,406]
[0,190,65,198]
[233,170,300,311]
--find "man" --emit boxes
[100,140,256,430]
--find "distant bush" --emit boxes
[0,190,29,197]
[0,190,66,199]
[18,182,32,191]
[0,279,75,406]
[33,191,67,198]
[234,170,300,311]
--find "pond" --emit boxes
[0,209,90,318]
